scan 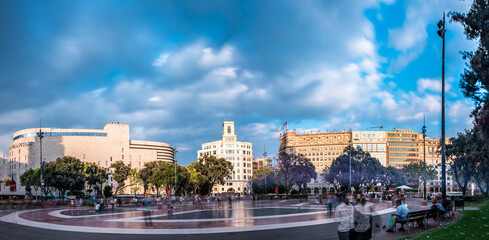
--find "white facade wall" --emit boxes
[3,122,174,195]
[197,121,253,194]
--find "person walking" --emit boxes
[335,194,354,240]
[327,194,333,215]
[354,198,374,240]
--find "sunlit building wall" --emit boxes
[197,121,253,194]
[4,122,174,195]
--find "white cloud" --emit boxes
[152,53,169,66]
[417,78,451,93]
[198,45,234,69]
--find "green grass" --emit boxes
[463,198,488,208]
[404,201,489,240]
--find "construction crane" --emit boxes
[369,125,384,131]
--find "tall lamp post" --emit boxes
[437,13,447,200]
[422,115,427,200]
[349,148,352,193]
[37,119,44,201]
[174,145,178,197]
[263,145,267,194]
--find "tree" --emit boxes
[103,185,113,198]
[251,167,280,194]
[43,156,86,198]
[277,152,295,195]
[447,130,478,196]
[323,146,383,193]
[379,166,407,191]
[452,2,489,138]
[401,162,437,188]
[149,162,175,197]
[85,163,109,197]
[140,161,160,196]
[289,154,317,195]
[110,161,132,196]
[128,168,142,195]
[20,168,38,197]
[190,155,233,195]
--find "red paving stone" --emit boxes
[10,200,393,230]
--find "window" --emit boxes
[227,126,231,134]
[83,154,86,159]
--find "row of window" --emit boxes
[388,148,418,152]
[387,133,417,137]
[295,135,350,141]
[389,153,418,157]
[354,133,385,139]
[388,142,418,146]
[13,132,107,141]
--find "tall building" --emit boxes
[352,131,387,166]
[279,129,352,172]
[4,122,174,195]
[385,129,420,168]
[197,121,253,194]
[252,158,272,171]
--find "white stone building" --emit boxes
[197,121,253,194]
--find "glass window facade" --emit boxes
[13,132,107,140]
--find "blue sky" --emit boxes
[0,0,477,165]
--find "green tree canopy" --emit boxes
[190,155,233,195]
[452,1,489,138]
[42,156,86,198]
[110,160,132,196]
[85,162,109,197]
[401,162,437,188]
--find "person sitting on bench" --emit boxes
[431,199,445,218]
[387,199,409,232]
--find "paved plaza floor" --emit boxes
[0,198,460,240]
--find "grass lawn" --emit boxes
[463,198,488,208]
[404,201,489,240]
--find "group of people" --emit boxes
[335,193,378,240]
[93,198,117,212]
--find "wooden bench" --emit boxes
[397,210,427,234]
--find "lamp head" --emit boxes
[437,20,444,29]
[437,29,446,38]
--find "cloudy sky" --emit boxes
[0,0,477,165]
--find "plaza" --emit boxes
[0,197,466,240]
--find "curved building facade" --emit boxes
[6,122,174,193]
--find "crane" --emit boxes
[369,125,384,131]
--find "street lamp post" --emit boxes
[37,119,44,201]
[174,145,178,197]
[437,12,447,200]
[263,145,267,194]
[349,149,352,193]
[422,115,427,200]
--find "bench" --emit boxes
[395,210,427,234]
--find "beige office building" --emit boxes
[279,129,352,172]
[386,129,420,168]
[4,122,174,195]
[197,121,253,194]
[252,158,273,171]
[352,131,387,166]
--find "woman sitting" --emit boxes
[431,199,445,218]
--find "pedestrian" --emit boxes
[95,202,101,213]
[327,194,333,215]
[335,193,354,240]
[354,197,374,240]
